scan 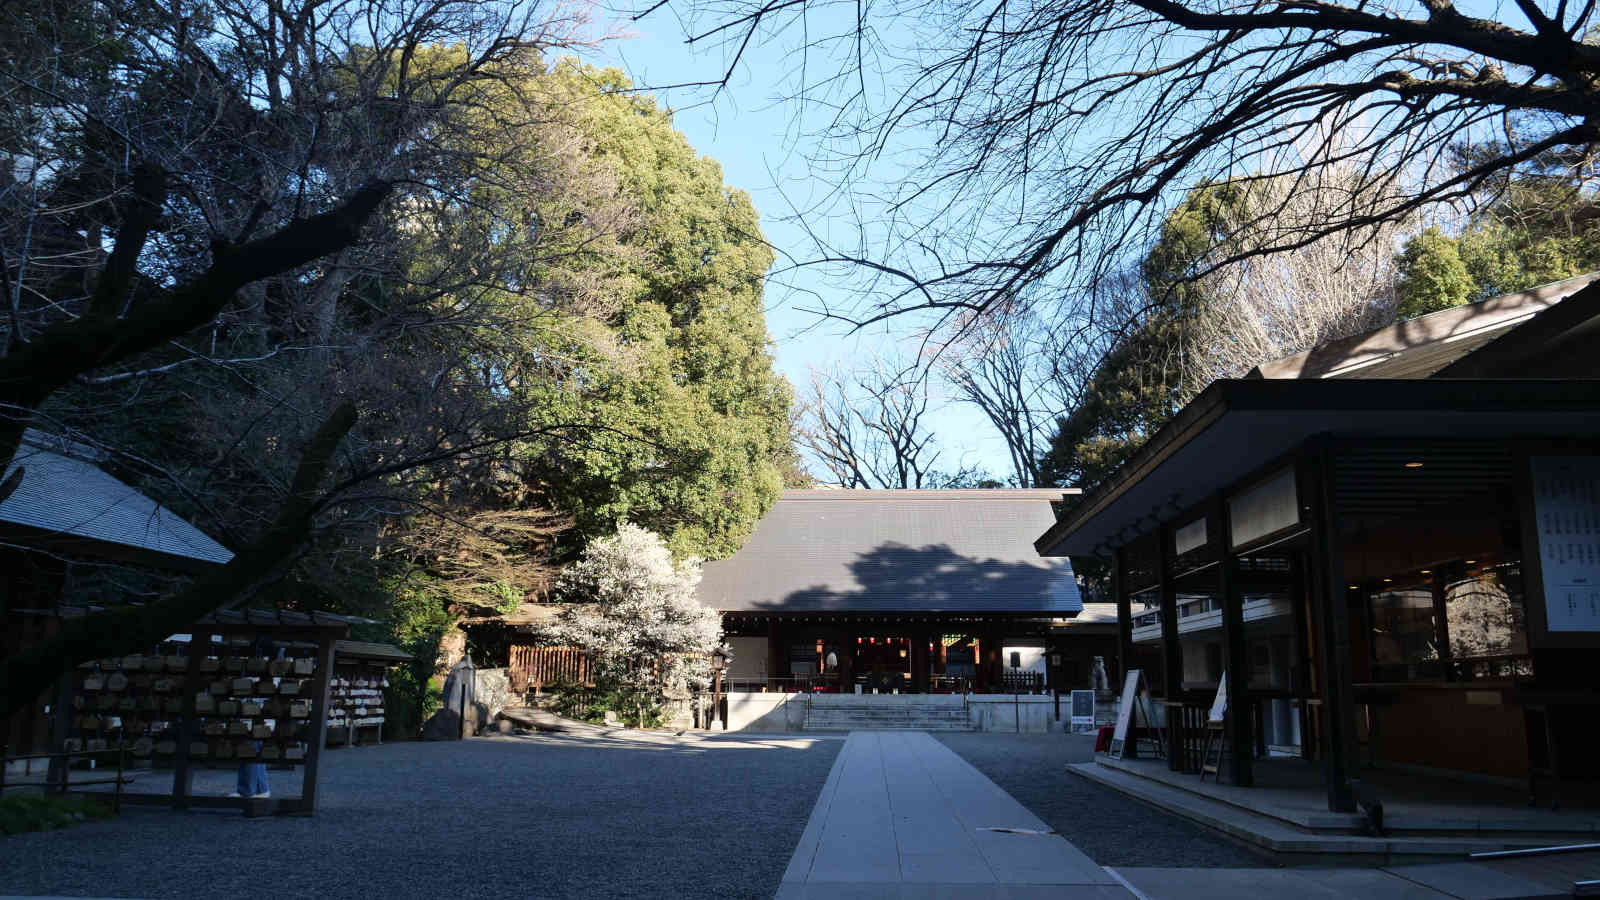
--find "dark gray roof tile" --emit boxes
[697,490,1082,614]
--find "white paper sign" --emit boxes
[1531,456,1600,632]
[1208,671,1228,724]
[1111,669,1140,749]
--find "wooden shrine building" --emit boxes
[695,489,1115,694]
[1034,274,1600,811]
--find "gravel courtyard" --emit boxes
[936,732,1266,868]
[0,732,842,900]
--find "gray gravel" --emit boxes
[935,732,1267,868]
[0,732,842,899]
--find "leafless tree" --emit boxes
[1182,164,1408,388]
[936,309,1110,487]
[650,0,1600,333]
[798,360,982,488]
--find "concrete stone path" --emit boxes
[778,730,1587,900]
[776,730,1133,898]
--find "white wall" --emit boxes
[1001,645,1046,674]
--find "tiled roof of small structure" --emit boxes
[334,639,415,662]
[697,489,1083,614]
[1,430,233,567]
[1249,272,1599,380]
[195,608,374,629]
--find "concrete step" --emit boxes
[1068,762,1568,865]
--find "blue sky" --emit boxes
[597,12,1019,482]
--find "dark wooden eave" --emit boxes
[1034,378,1600,559]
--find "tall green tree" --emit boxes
[506,64,794,560]
[1395,149,1600,318]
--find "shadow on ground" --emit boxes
[935,732,1267,868]
[0,733,842,900]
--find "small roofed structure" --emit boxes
[1035,275,1600,815]
[1,430,233,570]
[4,431,238,765]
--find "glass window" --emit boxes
[1445,562,1526,661]
[1366,558,1528,682]
[1131,587,1162,630]
[1369,584,1440,681]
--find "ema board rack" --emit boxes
[55,608,368,817]
[71,639,321,766]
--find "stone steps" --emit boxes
[804,704,973,731]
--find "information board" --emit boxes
[1530,456,1600,632]
[1070,690,1096,729]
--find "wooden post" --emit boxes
[835,628,854,693]
[1157,531,1183,768]
[910,629,930,693]
[1307,440,1358,812]
[1216,496,1253,787]
[45,668,73,789]
[298,634,338,815]
[171,628,210,810]
[1288,548,1314,761]
[766,617,783,690]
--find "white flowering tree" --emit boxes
[550,523,724,726]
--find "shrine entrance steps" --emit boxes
[802,694,974,731]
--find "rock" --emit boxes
[496,707,610,735]
[473,668,514,725]
[422,708,463,741]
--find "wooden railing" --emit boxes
[1,744,131,813]
[508,645,593,691]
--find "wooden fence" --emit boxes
[509,644,593,691]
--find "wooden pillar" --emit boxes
[910,629,930,693]
[171,628,210,810]
[1289,549,1314,761]
[1157,531,1183,767]
[298,633,339,815]
[1307,441,1358,812]
[836,628,854,693]
[766,617,782,689]
[979,627,992,688]
[1113,547,1132,688]
[1217,497,1253,786]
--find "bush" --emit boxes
[0,793,114,836]
[544,678,668,729]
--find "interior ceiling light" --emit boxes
[1404,461,1424,468]
[1466,559,1477,564]
[1420,569,1431,575]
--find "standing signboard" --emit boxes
[1069,690,1096,731]
[1108,669,1162,759]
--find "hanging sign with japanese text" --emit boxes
[1530,456,1600,632]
